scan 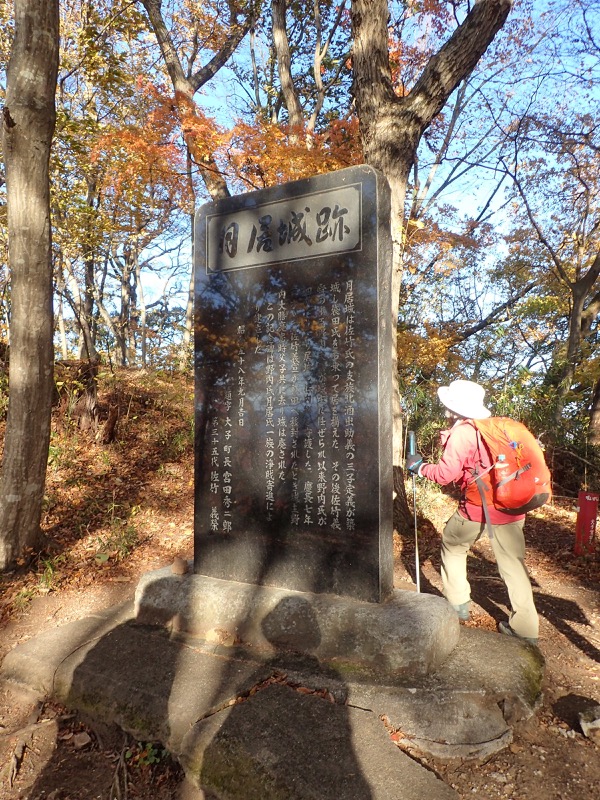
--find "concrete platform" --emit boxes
[0,578,545,799]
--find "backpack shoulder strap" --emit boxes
[466,424,495,483]
[472,472,495,539]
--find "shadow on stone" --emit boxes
[193,596,373,799]
[181,595,458,800]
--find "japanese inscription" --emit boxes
[203,281,359,535]
[206,184,361,272]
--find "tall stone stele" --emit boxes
[193,165,394,603]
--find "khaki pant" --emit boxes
[441,510,539,640]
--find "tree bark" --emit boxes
[552,252,600,430]
[139,0,257,201]
[589,375,600,447]
[0,0,60,569]
[177,149,197,372]
[178,267,195,372]
[55,263,70,360]
[78,176,101,361]
[350,0,514,479]
[272,0,304,133]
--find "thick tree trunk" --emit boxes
[350,0,514,525]
[272,0,304,132]
[0,0,60,569]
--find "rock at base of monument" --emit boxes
[345,625,545,761]
[179,683,459,800]
[134,568,459,680]
[0,593,543,780]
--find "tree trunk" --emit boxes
[56,266,70,360]
[350,0,514,525]
[589,375,600,447]
[178,267,195,372]
[272,0,304,133]
[140,0,255,201]
[177,150,197,372]
[119,251,138,367]
[136,261,147,368]
[551,253,600,429]
[78,176,101,361]
[0,0,59,569]
[79,246,100,361]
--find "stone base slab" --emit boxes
[134,568,460,679]
[0,571,545,796]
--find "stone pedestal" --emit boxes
[135,568,460,680]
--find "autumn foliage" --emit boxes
[225,116,362,191]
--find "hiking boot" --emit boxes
[499,621,538,646]
[451,602,471,620]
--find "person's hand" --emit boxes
[406,453,423,474]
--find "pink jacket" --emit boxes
[419,419,525,525]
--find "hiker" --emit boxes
[405,379,540,646]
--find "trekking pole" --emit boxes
[408,430,420,593]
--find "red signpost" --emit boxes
[575,491,599,555]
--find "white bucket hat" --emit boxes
[437,379,491,419]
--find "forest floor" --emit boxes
[0,369,598,800]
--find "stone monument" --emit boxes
[134,165,459,679]
[193,164,394,603]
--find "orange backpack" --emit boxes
[465,417,552,516]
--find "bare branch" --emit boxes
[454,280,538,342]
